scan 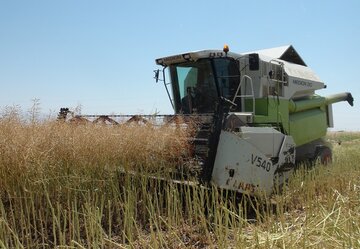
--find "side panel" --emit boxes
[289,108,327,146]
[252,98,290,134]
[327,104,334,128]
[252,98,329,147]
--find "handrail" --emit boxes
[232,75,255,114]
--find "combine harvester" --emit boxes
[60,45,353,196]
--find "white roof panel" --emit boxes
[245,45,307,66]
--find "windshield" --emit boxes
[169,58,240,114]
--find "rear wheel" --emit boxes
[315,146,332,165]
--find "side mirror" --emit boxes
[249,53,259,71]
[154,69,160,83]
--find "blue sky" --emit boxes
[0,0,359,130]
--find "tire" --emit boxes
[315,146,332,165]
